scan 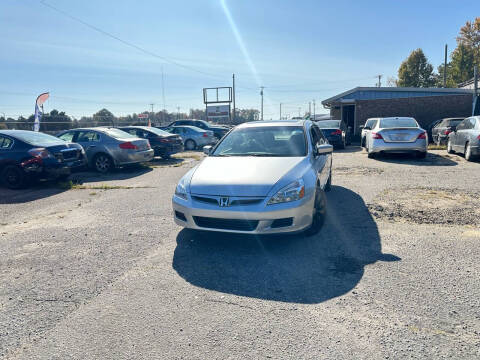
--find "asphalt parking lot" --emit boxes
[1,148,479,359]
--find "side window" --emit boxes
[124,129,137,136]
[456,120,466,130]
[58,132,75,142]
[310,126,322,146]
[467,118,475,129]
[0,136,13,149]
[77,131,100,142]
[195,121,206,129]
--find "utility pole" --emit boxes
[298,107,301,117]
[377,75,382,87]
[308,102,311,117]
[177,106,180,120]
[443,44,448,88]
[473,66,478,116]
[232,73,236,124]
[260,86,264,120]
[150,103,154,113]
[312,99,316,121]
[161,65,166,124]
[279,103,282,120]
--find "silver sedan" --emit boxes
[365,117,428,158]
[57,127,154,172]
[172,120,333,235]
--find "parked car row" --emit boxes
[0,120,224,189]
[446,116,480,161]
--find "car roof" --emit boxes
[170,125,204,131]
[0,130,37,136]
[237,120,307,128]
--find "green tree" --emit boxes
[397,48,436,87]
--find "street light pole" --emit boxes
[260,87,264,121]
[279,103,282,120]
[313,99,316,121]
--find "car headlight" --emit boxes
[267,179,305,205]
[175,176,189,200]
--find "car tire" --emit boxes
[185,139,196,151]
[361,137,365,148]
[324,170,332,192]
[416,151,427,159]
[93,153,113,173]
[1,165,26,189]
[465,142,473,161]
[338,140,345,149]
[57,174,70,182]
[304,186,326,236]
[161,154,171,160]
[435,136,442,146]
[447,139,454,154]
[367,148,375,158]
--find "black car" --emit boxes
[431,117,464,145]
[118,126,183,159]
[447,116,480,161]
[315,120,348,149]
[166,119,229,140]
[426,119,443,143]
[0,130,86,189]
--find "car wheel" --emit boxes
[1,165,26,189]
[367,147,376,158]
[93,153,113,173]
[185,139,196,151]
[361,137,365,148]
[161,154,171,160]
[465,143,473,161]
[435,136,442,146]
[304,186,326,236]
[338,140,345,149]
[416,151,427,159]
[447,139,454,154]
[324,170,332,192]
[57,174,70,182]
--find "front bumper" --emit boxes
[172,194,315,234]
[370,138,427,154]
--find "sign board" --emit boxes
[206,105,230,119]
[138,113,149,119]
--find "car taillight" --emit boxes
[417,132,427,139]
[119,142,138,150]
[203,133,208,137]
[477,135,480,140]
[28,148,51,159]
[372,132,383,139]
[331,129,342,135]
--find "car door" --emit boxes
[75,130,102,160]
[455,118,470,152]
[310,125,330,187]
[0,135,16,167]
[465,118,478,148]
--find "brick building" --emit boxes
[321,87,473,138]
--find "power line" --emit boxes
[40,0,226,81]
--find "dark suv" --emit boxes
[0,130,86,189]
[166,119,229,140]
[431,118,464,145]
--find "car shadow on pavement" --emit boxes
[372,152,457,166]
[70,166,153,184]
[0,184,68,204]
[172,186,400,304]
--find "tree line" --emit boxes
[393,17,479,88]
[0,107,260,131]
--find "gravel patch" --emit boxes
[334,166,384,176]
[368,187,480,225]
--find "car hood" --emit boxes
[189,156,305,197]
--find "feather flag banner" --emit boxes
[34,92,49,132]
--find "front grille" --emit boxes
[193,216,259,231]
[61,149,79,160]
[192,196,219,205]
[192,195,263,207]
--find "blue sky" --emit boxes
[0,0,477,119]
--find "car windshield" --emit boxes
[12,131,65,146]
[380,118,418,128]
[212,126,306,157]
[316,120,340,128]
[103,128,137,139]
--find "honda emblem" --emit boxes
[219,197,230,207]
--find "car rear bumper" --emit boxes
[154,144,183,156]
[172,194,315,234]
[370,138,427,153]
[116,149,154,165]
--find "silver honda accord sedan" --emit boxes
[172,120,333,235]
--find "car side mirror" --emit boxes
[315,143,333,156]
[203,145,213,155]
[363,126,371,130]
[359,125,364,129]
